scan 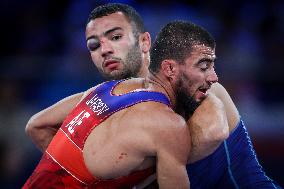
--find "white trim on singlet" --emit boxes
[46,151,87,185]
[60,128,83,151]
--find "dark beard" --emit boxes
[174,75,201,120]
[120,43,142,78]
[103,41,142,80]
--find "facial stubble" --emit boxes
[102,41,142,80]
[174,72,201,120]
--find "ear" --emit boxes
[139,32,151,53]
[160,59,179,81]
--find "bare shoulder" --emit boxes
[209,82,237,106]
[188,93,229,155]
[189,93,228,130]
[122,101,189,144]
[134,101,187,130]
[197,92,225,112]
[134,102,190,151]
[209,82,230,99]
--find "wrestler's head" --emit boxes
[85,3,151,80]
[150,21,218,118]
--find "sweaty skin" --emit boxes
[25,10,230,188]
[26,84,231,163]
[83,79,191,189]
[25,5,277,188]
[26,12,230,164]
[25,77,191,189]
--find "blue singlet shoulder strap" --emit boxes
[88,79,171,120]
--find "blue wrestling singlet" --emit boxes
[187,120,282,189]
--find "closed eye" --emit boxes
[200,62,211,71]
[197,58,215,72]
[200,67,208,71]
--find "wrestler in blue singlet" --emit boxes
[187,120,282,189]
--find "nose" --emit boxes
[100,39,113,57]
[207,69,218,85]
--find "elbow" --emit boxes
[198,121,229,146]
[25,115,39,137]
[210,120,229,143]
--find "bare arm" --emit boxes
[187,93,229,163]
[155,113,191,188]
[209,82,240,132]
[187,82,240,163]
[25,92,83,151]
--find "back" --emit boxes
[83,78,172,179]
[23,78,172,188]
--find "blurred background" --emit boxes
[0,0,283,188]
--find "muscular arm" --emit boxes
[25,93,83,151]
[187,82,240,163]
[209,82,240,131]
[154,112,191,188]
[187,93,229,163]
[136,83,243,188]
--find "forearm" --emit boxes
[157,164,189,189]
[156,121,191,188]
[25,92,84,152]
[26,120,59,151]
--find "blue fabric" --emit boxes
[93,79,171,120]
[187,120,282,189]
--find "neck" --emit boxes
[138,67,149,78]
[147,71,176,108]
[138,56,150,78]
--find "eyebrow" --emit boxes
[197,57,216,65]
[86,27,123,41]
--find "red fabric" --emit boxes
[46,129,94,184]
[22,152,154,189]
[22,153,86,189]
[22,89,155,188]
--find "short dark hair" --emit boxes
[87,3,145,38]
[149,20,216,73]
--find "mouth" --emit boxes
[198,88,208,94]
[103,59,120,70]
[196,86,210,101]
[198,87,209,94]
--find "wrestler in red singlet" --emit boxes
[23,80,170,189]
